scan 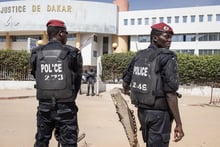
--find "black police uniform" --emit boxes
[30,40,82,147]
[123,44,179,147]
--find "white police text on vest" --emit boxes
[41,63,62,73]
[132,82,148,91]
[133,66,149,76]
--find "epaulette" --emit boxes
[160,48,176,55]
[64,45,81,54]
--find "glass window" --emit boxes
[214,49,220,54]
[103,37,109,54]
[216,14,220,21]
[11,35,30,42]
[8,35,41,42]
[145,18,149,25]
[183,16,187,23]
[152,17,156,24]
[138,18,142,25]
[188,50,195,54]
[198,33,208,41]
[207,14,212,22]
[199,15,204,22]
[199,49,212,55]
[130,18,135,25]
[138,35,150,42]
[0,36,6,42]
[67,34,76,41]
[124,19,128,25]
[181,49,195,54]
[191,15,196,23]
[198,33,220,41]
[172,34,184,42]
[173,49,181,53]
[93,51,97,57]
[167,17,171,23]
[185,34,196,41]
[28,35,41,40]
[159,17,164,22]
[209,33,219,41]
[175,16,179,23]
[15,36,24,42]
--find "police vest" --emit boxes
[130,48,167,109]
[35,46,74,99]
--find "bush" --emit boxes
[101,52,220,85]
[1,48,220,85]
[178,54,220,85]
[0,49,30,80]
[101,52,136,83]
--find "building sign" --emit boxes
[0,0,117,34]
[0,5,72,14]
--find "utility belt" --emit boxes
[136,98,168,110]
[131,91,168,110]
[39,96,75,104]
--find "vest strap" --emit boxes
[59,47,69,60]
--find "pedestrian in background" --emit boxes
[122,22,184,147]
[30,19,82,147]
[86,68,96,96]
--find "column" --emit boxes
[42,31,48,44]
[5,32,10,49]
[76,32,81,49]
[113,0,129,53]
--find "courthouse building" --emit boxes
[0,0,220,67]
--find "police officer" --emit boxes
[122,22,184,147]
[30,19,82,147]
[86,68,96,96]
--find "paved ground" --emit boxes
[0,89,220,147]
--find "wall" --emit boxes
[0,81,219,97]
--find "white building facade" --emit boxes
[0,0,220,68]
[0,0,118,68]
[119,5,220,55]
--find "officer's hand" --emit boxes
[173,125,184,142]
[119,88,130,96]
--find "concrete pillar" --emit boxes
[112,35,118,50]
[42,31,48,44]
[5,32,10,49]
[76,32,81,49]
[113,0,129,53]
[114,35,129,52]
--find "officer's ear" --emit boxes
[152,35,158,42]
[59,31,63,37]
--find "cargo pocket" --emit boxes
[162,133,170,143]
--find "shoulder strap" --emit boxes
[59,46,69,60]
[147,48,162,62]
[37,45,46,60]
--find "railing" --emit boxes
[0,65,34,81]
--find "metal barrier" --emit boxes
[0,65,33,81]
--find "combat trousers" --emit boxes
[34,101,78,147]
[87,80,95,95]
[138,108,172,147]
